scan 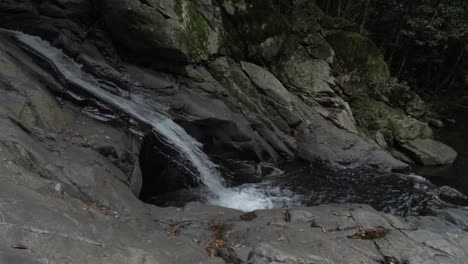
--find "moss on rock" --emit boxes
[176,1,213,61]
[349,95,399,137]
[302,33,334,61]
[327,31,390,84]
[174,0,183,17]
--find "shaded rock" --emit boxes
[375,131,388,149]
[102,0,221,62]
[218,0,288,60]
[327,31,390,83]
[302,33,335,63]
[275,38,336,95]
[370,78,427,117]
[400,139,457,165]
[391,117,433,141]
[218,159,261,184]
[437,186,468,206]
[240,61,294,106]
[428,118,444,128]
[390,149,415,164]
[288,0,324,35]
[139,131,199,201]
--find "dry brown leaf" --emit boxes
[215,239,227,248]
[100,207,109,215]
[168,224,181,237]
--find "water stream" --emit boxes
[0,29,444,215]
[2,30,298,212]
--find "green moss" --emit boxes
[327,31,390,84]
[349,94,398,137]
[174,0,183,17]
[303,33,334,59]
[176,2,211,61]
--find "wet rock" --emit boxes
[219,159,262,184]
[428,118,444,128]
[400,139,458,165]
[437,186,468,206]
[139,131,200,201]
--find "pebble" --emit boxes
[54,183,63,193]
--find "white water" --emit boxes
[6,30,298,211]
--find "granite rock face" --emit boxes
[0,1,464,263]
[0,0,412,170]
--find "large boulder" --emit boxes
[400,139,458,165]
[327,31,390,84]
[101,0,221,62]
[391,117,433,141]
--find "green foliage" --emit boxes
[318,0,468,94]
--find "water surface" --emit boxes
[416,108,468,196]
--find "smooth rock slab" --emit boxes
[400,138,457,165]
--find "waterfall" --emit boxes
[2,30,298,212]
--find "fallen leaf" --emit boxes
[215,239,227,248]
[348,228,390,240]
[168,224,181,237]
[100,207,109,215]
[81,203,95,211]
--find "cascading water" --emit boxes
[2,30,299,212]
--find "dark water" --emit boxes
[416,109,468,196]
[274,163,436,216]
[151,162,438,216]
